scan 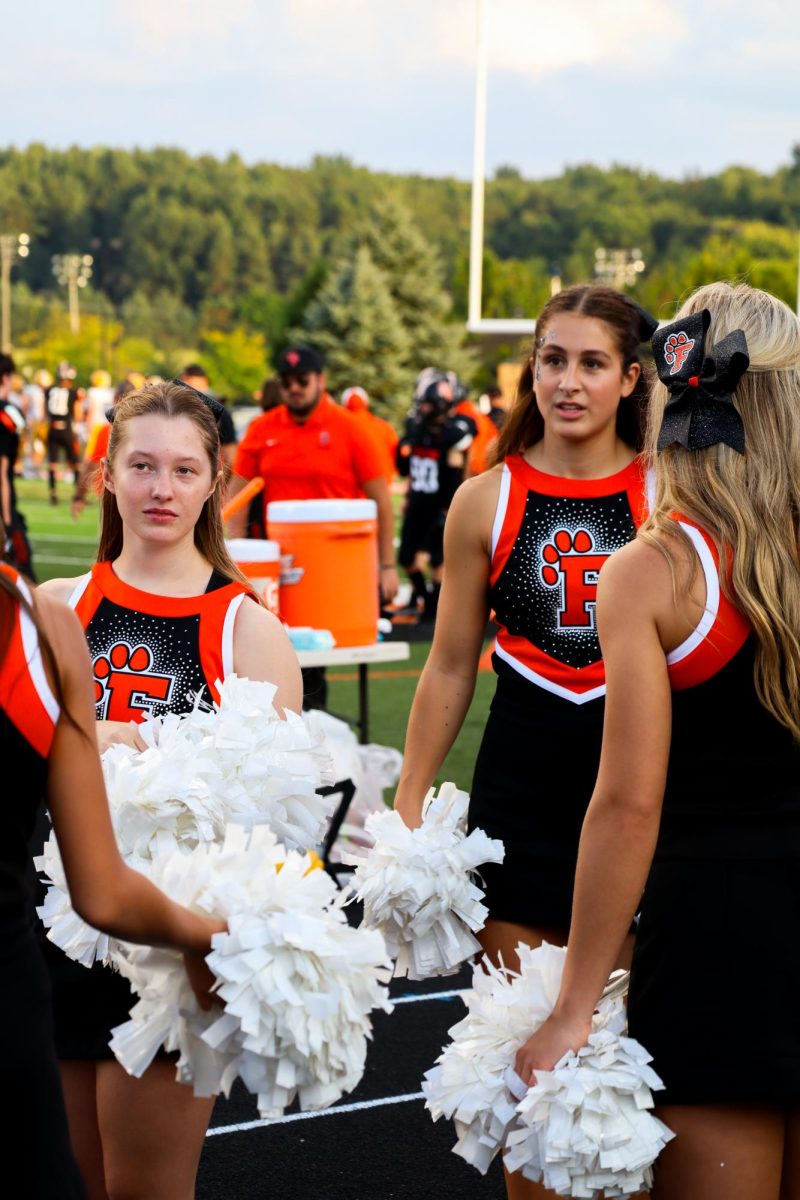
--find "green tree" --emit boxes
[359,198,474,382]
[198,327,269,400]
[294,244,413,416]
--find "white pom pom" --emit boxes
[38,676,337,964]
[110,825,393,1118]
[344,782,504,980]
[424,943,674,1194]
[423,942,565,1172]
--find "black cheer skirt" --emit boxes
[0,918,85,1197]
[40,935,135,1061]
[628,857,800,1106]
[467,663,605,931]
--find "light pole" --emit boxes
[52,253,93,335]
[0,232,30,351]
[594,247,646,290]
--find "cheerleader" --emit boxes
[515,283,800,1200]
[38,380,302,1200]
[0,561,225,1198]
[394,286,655,1198]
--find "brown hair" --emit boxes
[491,284,652,465]
[98,381,253,592]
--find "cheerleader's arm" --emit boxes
[232,595,303,716]
[393,471,496,829]
[515,539,674,1083]
[38,595,225,969]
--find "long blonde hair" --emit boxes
[99,381,253,592]
[642,281,800,739]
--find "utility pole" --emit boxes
[52,253,93,334]
[0,232,30,351]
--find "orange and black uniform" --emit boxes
[44,383,80,468]
[0,399,35,578]
[628,518,800,1105]
[39,562,250,1060]
[0,565,84,1196]
[468,453,648,927]
[396,412,473,569]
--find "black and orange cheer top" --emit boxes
[658,518,800,860]
[489,453,649,703]
[66,561,250,723]
[0,565,60,916]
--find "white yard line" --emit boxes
[207,1091,425,1137]
[393,989,466,1005]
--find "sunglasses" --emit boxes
[280,372,312,388]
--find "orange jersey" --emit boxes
[87,422,110,464]
[349,410,398,484]
[68,561,250,723]
[234,396,385,522]
[455,400,497,475]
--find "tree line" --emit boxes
[2,144,799,412]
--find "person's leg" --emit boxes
[59,1059,108,1200]
[478,920,567,1200]
[781,1108,800,1200]
[477,920,638,1200]
[97,1058,215,1200]
[653,1104,783,1200]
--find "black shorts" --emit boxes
[47,426,79,467]
[398,501,444,568]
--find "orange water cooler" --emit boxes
[266,499,378,647]
[225,538,281,616]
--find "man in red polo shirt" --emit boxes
[228,345,399,603]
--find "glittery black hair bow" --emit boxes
[106,380,227,426]
[172,379,227,424]
[624,298,659,343]
[652,310,749,454]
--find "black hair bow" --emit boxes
[652,310,749,454]
[624,298,659,343]
[106,380,227,426]
[172,379,227,424]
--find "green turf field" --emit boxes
[18,477,100,581]
[18,476,494,800]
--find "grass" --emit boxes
[18,475,494,799]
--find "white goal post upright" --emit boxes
[467,0,536,337]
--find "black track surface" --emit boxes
[197,968,506,1199]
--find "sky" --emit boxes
[3,0,798,180]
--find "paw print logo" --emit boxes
[540,529,609,630]
[663,331,695,375]
[93,642,174,721]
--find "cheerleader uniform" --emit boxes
[627,519,800,1104]
[468,453,648,928]
[0,566,84,1197]
[41,560,250,1060]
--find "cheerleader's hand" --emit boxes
[96,719,148,755]
[514,1009,592,1089]
[183,948,221,1012]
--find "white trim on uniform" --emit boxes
[221,592,246,678]
[490,463,511,562]
[665,522,719,666]
[15,577,60,724]
[66,571,92,610]
[493,640,606,705]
